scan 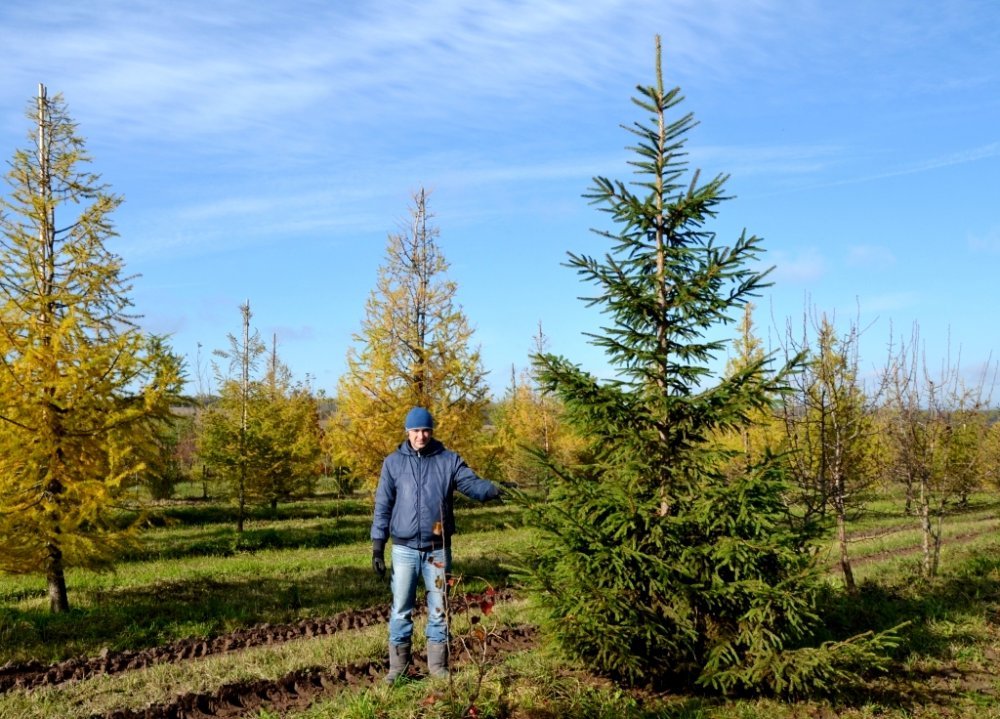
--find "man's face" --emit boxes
[408,428,432,451]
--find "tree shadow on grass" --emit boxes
[119,496,374,529]
[450,555,516,591]
[452,501,526,535]
[812,549,1000,711]
[117,504,523,563]
[121,515,374,562]
[0,563,389,663]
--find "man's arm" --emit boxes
[371,458,396,541]
[371,459,395,578]
[453,456,500,501]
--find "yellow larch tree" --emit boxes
[198,305,322,528]
[0,86,182,612]
[714,303,784,479]
[490,323,584,487]
[327,188,490,487]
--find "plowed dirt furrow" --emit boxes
[92,625,537,719]
[0,591,514,694]
[0,606,390,694]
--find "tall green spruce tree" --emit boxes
[522,38,897,695]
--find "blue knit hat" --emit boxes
[404,407,435,431]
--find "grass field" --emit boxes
[2,480,1000,718]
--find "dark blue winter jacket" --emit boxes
[371,437,499,550]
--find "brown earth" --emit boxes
[7,531,1000,719]
[0,590,515,696]
[93,625,537,719]
[0,604,393,694]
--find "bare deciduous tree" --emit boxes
[779,308,883,593]
[881,325,994,577]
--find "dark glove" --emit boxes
[492,481,517,502]
[372,539,386,579]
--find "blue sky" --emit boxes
[2,0,998,397]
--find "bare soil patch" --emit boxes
[0,605,390,694]
[92,625,537,719]
[0,591,515,695]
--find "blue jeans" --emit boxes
[389,544,452,646]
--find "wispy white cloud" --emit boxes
[122,192,391,262]
[269,324,317,343]
[889,143,1000,177]
[969,225,1000,254]
[3,0,997,397]
[847,245,896,268]
[0,0,798,144]
[860,292,918,314]
[695,144,842,178]
[755,142,1000,196]
[771,248,825,283]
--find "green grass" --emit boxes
[3,487,1000,717]
[285,541,1000,719]
[0,596,535,719]
[0,497,523,663]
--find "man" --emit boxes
[371,406,500,683]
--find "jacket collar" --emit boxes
[399,437,444,457]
